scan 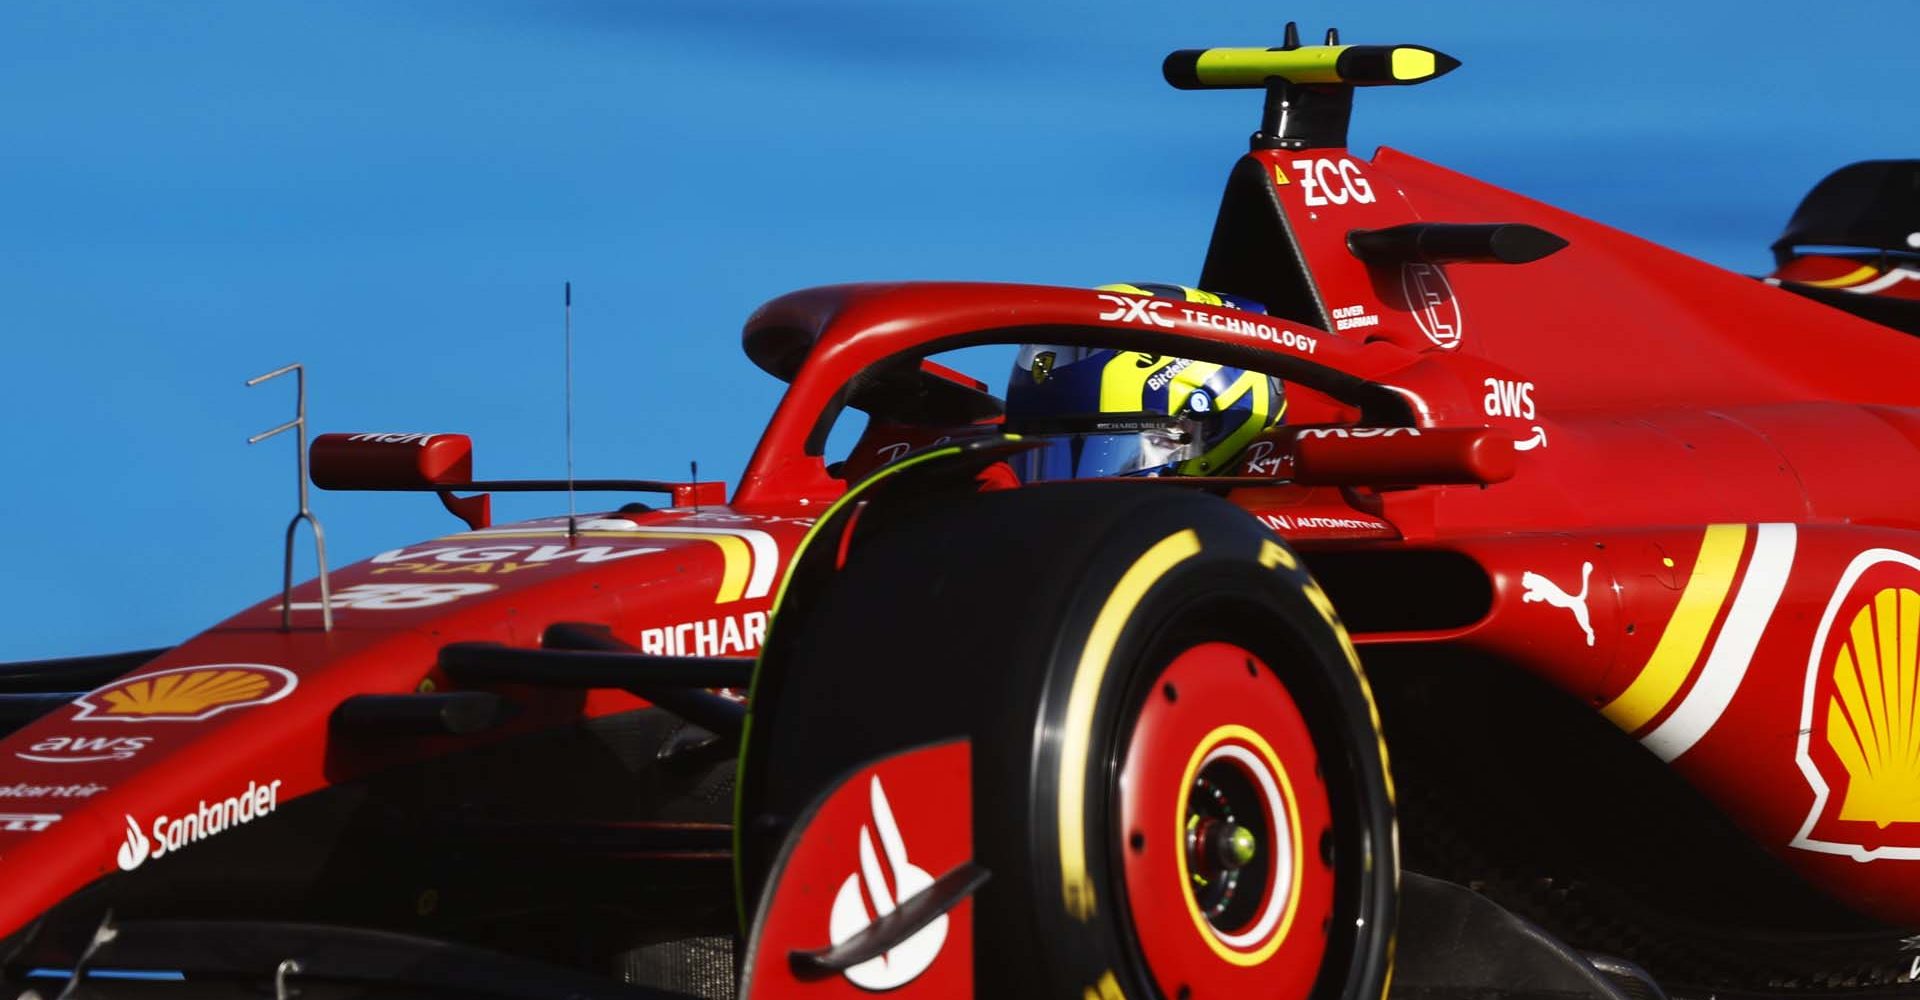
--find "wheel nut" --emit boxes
[1213,822,1257,870]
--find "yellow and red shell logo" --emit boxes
[1794,550,1920,860]
[72,664,298,723]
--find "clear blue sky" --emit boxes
[2,1,1913,659]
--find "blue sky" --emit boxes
[2,1,1914,658]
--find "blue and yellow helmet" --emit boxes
[1004,284,1287,480]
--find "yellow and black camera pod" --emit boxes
[1163,24,1460,151]
[1162,43,1458,90]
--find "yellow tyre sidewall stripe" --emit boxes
[1260,539,1391,801]
[1059,528,1203,921]
[1082,969,1126,1000]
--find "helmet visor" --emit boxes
[1009,415,1208,482]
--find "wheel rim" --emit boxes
[1118,641,1335,998]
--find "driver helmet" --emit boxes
[1004,283,1287,481]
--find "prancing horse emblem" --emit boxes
[1030,351,1056,385]
[1522,562,1594,647]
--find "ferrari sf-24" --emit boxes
[4,29,1920,1000]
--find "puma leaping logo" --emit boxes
[1522,562,1594,647]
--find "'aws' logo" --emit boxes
[16,735,151,764]
[1482,378,1536,420]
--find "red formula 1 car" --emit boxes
[5,30,1920,1000]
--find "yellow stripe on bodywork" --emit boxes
[1800,264,1880,289]
[455,529,751,603]
[1059,529,1203,921]
[624,532,751,603]
[1601,524,1747,732]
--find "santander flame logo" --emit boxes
[116,814,152,871]
[828,776,947,990]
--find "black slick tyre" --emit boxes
[740,482,1396,1000]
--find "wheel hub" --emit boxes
[1118,642,1335,997]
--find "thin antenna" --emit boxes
[565,281,577,541]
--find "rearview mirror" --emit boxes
[310,432,475,490]
[1290,427,1515,487]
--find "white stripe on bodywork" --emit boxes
[442,522,779,599]
[1641,523,1797,762]
[1848,266,1920,295]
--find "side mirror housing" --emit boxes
[310,432,475,490]
[1291,427,1515,487]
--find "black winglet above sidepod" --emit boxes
[1348,223,1569,266]
[1771,159,1920,265]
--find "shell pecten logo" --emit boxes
[1825,587,1920,827]
[73,664,297,723]
[1794,550,1920,860]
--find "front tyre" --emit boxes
[743,483,1395,999]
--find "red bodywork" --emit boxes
[3,138,1920,959]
